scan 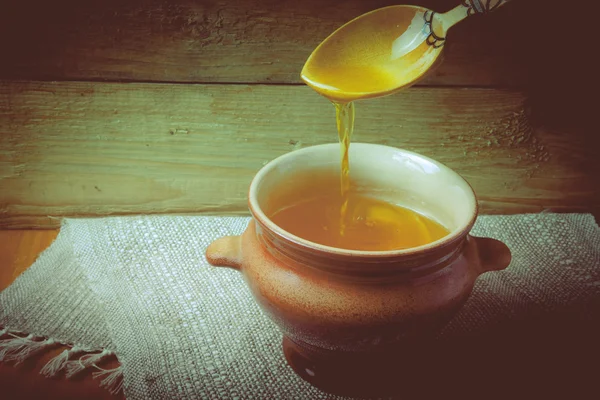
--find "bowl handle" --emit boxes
[472,236,512,274]
[205,235,242,271]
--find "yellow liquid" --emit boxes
[295,7,448,250]
[270,186,449,251]
[295,89,448,251]
[300,7,438,102]
[334,101,354,235]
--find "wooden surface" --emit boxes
[1,0,598,227]
[0,0,529,86]
[0,230,59,288]
[0,229,121,400]
[1,81,597,228]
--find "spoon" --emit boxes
[301,0,511,102]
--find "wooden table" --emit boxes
[0,230,122,400]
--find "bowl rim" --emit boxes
[248,143,478,258]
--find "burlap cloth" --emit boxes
[1,214,599,399]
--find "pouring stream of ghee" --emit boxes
[334,101,354,235]
[301,6,442,239]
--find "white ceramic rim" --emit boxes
[248,143,478,257]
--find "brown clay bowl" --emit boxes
[206,143,511,396]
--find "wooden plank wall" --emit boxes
[0,0,598,228]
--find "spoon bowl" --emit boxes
[301,6,444,102]
[301,1,511,102]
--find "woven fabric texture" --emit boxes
[1,214,599,398]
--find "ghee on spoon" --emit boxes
[301,1,511,102]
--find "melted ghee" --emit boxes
[285,6,449,250]
[300,7,437,102]
[270,185,448,251]
[334,101,354,235]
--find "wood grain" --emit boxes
[0,0,529,86]
[0,230,58,289]
[0,80,597,228]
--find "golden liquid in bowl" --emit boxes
[269,183,448,251]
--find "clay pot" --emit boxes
[206,143,511,395]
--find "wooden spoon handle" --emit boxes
[440,0,512,31]
[462,0,511,15]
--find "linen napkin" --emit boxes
[1,214,599,399]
